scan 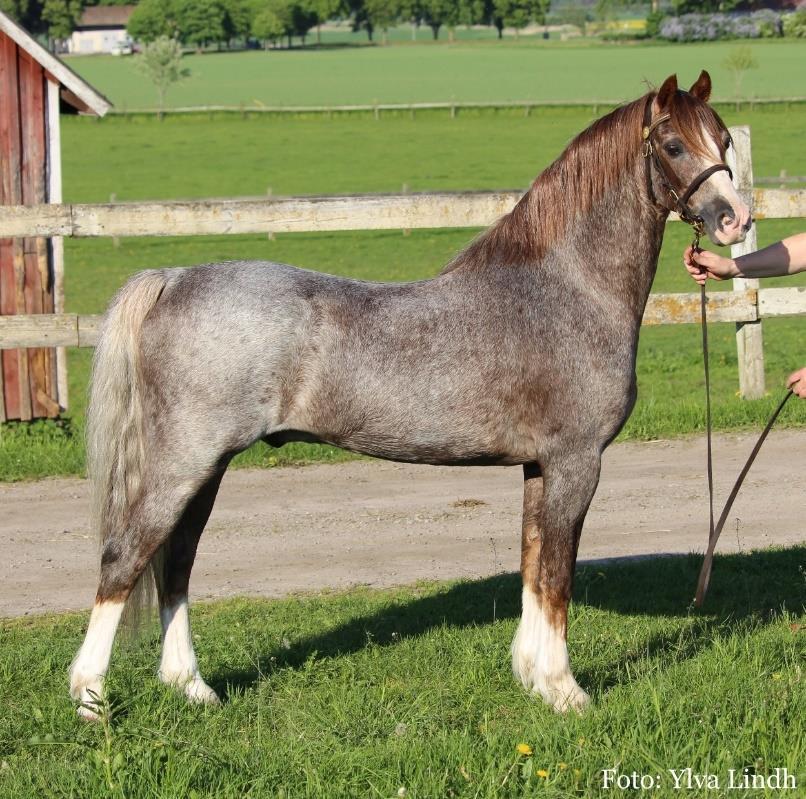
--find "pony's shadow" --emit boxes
[213,546,804,701]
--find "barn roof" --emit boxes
[0,10,111,116]
[77,5,136,29]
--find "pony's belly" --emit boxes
[273,408,541,466]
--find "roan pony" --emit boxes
[70,72,750,718]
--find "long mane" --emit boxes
[442,94,650,273]
[442,87,730,275]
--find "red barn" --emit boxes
[0,11,110,422]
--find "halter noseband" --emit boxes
[642,96,733,241]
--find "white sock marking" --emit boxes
[69,600,125,717]
[511,587,589,712]
[159,597,219,704]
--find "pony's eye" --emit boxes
[663,141,684,158]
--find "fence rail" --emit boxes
[3,288,805,350]
[0,187,803,238]
[101,97,806,118]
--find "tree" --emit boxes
[128,0,181,43]
[252,6,284,46]
[493,0,533,38]
[253,0,315,47]
[290,0,317,44]
[419,0,454,39]
[363,0,400,44]
[41,0,82,41]
[135,35,190,115]
[307,0,341,45]
[174,0,227,49]
[0,0,46,35]
[221,0,252,44]
[345,0,375,41]
[723,45,758,104]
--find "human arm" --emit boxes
[683,232,806,286]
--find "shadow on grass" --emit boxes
[212,545,805,699]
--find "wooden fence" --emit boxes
[101,97,806,119]
[0,125,804,404]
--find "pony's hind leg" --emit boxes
[70,469,219,719]
[156,472,225,705]
[511,452,601,713]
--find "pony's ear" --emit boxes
[655,74,678,111]
[689,70,712,102]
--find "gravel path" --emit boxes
[1,430,803,617]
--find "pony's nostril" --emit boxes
[743,217,753,232]
[718,213,735,230]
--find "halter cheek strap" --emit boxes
[641,96,733,232]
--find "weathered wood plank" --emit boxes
[753,187,806,219]
[758,286,806,318]
[729,126,766,399]
[3,37,33,420]
[0,291,763,351]
[46,77,67,411]
[0,187,801,239]
[0,193,523,237]
[77,314,101,347]
[642,291,757,326]
[0,314,79,348]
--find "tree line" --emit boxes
[0,0,556,47]
[0,0,787,48]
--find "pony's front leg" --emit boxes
[511,453,600,713]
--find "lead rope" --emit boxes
[692,226,794,607]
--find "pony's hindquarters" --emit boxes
[70,270,220,717]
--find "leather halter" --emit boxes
[641,96,733,237]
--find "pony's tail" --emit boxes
[87,270,168,629]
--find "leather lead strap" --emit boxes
[693,281,794,607]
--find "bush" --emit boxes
[645,9,664,39]
[657,11,783,42]
[783,10,806,38]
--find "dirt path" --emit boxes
[1,430,804,617]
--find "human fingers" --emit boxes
[787,367,806,398]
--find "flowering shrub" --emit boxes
[658,11,783,42]
[783,10,806,38]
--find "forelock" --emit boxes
[667,91,728,158]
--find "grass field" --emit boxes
[0,547,803,797]
[1,104,804,480]
[64,39,806,110]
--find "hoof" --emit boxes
[70,670,105,721]
[76,701,102,723]
[160,671,220,706]
[537,680,591,714]
[184,677,220,705]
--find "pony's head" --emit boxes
[646,71,751,246]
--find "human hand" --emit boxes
[683,245,738,286]
[787,367,806,399]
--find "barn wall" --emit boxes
[0,30,60,421]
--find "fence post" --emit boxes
[728,125,765,399]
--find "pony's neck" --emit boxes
[560,157,668,319]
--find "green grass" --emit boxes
[0,547,803,797]
[60,105,806,203]
[1,108,804,480]
[64,39,806,110]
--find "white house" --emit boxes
[68,5,136,55]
